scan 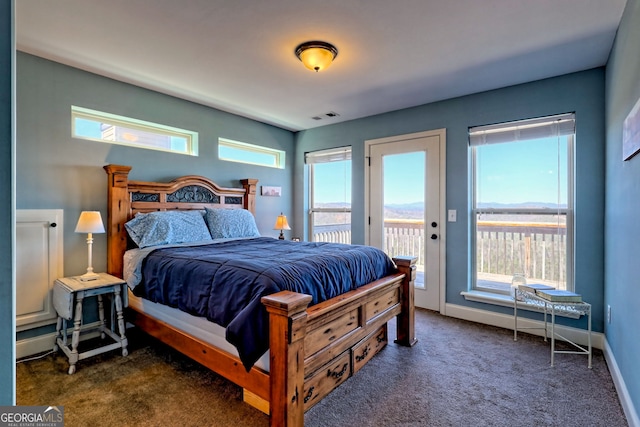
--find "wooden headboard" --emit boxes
[104,164,258,278]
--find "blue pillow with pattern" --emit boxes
[204,207,260,239]
[125,210,212,248]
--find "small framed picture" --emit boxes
[261,185,281,197]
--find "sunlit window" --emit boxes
[306,147,352,243]
[71,106,198,155]
[218,138,285,169]
[470,113,575,294]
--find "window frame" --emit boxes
[306,146,352,242]
[470,114,575,294]
[71,106,198,156]
[218,138,285,169]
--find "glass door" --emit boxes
[368,134,441,311]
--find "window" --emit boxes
[72,106,198,155]
[306,147,352,243]
[218,138,285,169]
[470,113,575,294]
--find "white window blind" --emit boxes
[469,113,575,146]
[305,146,352,164]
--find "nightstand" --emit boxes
[53,273,129,374]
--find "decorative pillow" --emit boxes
[204,207,260,239]
[125,210,212,248]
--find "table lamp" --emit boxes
[75,211,105,281]
[273,213,291,240]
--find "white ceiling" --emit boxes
[16,0,627,132]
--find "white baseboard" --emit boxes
[16,321,103,360]
[604,338,640,427]
[16,333,56,359]
[444,302,604,350]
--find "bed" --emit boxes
[104,164,417,427]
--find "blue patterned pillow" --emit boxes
[125,210,212,248]
[204,208,260,239]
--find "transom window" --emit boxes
[470,113,575,294]
[306,147,352,243]
[218,138,285,169]
[72,106,198,156]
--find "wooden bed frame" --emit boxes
[104,164,417,427]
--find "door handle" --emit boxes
[431,234,438,240]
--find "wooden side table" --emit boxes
[53,273,129,374]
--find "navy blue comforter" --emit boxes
[136,237,396,370]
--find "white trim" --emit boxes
[444,302,603,350]
[15,321,102,359]
[16,331,59,359]
[439,130,447,315]
[470,130,575,294]
[10,0,17,404]
[604,339,640,427]
[218,137,285,169]
[72,105,199,156]
[364,129,447,315]
[461,290,583,319]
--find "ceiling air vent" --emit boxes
[311,112,340,121]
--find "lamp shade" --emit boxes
[295,41,338,72]
[75,211,105,234]
[273,213,291,231]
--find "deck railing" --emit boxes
[312,219,425,266]
[380,219,425,266]
[312,223,352,244]
[476,220,566,285]
[313,219,566,286]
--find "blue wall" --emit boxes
[605,0,640,418]
[10,5,638,418]
[17,52,296,281]
[295,69,606,332]
[0,0,14,405]
[15,52,295,344]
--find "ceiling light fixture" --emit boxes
[295,41,338,72]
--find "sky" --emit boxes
[75,117,189,153]
[476,136,569,206]
[312,153,425,206]
[313,161,352,205]
[383,152,425,205]
[314,135,569,207]
[79,113,568,208]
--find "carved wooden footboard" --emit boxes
[104,164,416,427]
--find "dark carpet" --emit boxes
[16,309,628,426]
